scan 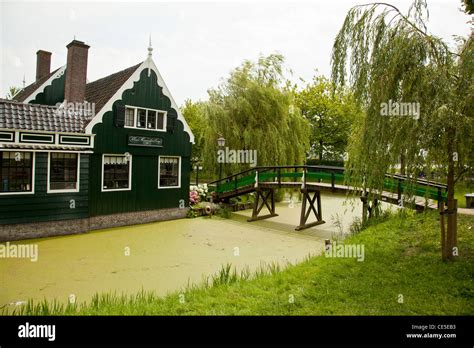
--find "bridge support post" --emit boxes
[361,196,368,224]
[368,198,378,218]
[247,188,278,222]
[295,188,325,231]
[361,195,379,223]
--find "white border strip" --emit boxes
[20,133,55,144]
[0,131,14,142]
[59,135,91,145]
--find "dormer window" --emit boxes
[125,108,134,127]
[124,106,166,131]
[147,110,157,129]
[157,112,165,129]
[137,109,147,128]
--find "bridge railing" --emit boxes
[383,173,447,203]
[209,165,344,192]
[208,165,447,203]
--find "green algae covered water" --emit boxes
[0,194,372,307]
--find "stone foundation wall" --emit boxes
[88,208,187,231]
[0,218,90,242]
[0,208,188,242]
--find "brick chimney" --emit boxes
[64,40,90,103]
[36,50,52,81]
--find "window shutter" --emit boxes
[114,104,125,127]
[167,114,176,133]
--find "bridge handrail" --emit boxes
[210,166,446,188]
[209,165,448,202]
[208,165,345,187]
[388,173,447,189]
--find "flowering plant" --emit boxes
[189,190,200,204]
[190,184,208,201]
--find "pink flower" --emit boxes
[189,190,200,204]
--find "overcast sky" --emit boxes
[1,0,471,105]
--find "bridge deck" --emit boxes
[218,181,439,210]
[208,166,447,230]
[210,166,447,212]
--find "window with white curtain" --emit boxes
[158,156,180,188]
[102,155,131,191]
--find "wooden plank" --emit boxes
[295,220,325,231]
[247,213,279,222]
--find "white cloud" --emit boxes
[69,8,77,22]
[0,0,471,103]
[9,53,23,68]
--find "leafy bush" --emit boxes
[218,206,232,219]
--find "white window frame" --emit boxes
[124,105,167,132]
[47,152,80,193]
[124,107,136,128]
[101,154,133,192]
[158,156,181,189]
[0,150,36,195]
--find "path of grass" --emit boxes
[6,210,474,315]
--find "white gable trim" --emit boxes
[23,65,67,103]
[146,58,194,143]
[85,59,194,143]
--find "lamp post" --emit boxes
[192,157,198,185]
[217,136,226,197]
[217,135,226,181]
[193,162,202,186]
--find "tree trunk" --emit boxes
[319,140,323,160]
[319,117,323,161]
[439,201,447,261]
[400,152,406,176]
[445,127,457,260]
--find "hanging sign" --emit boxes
[128,135,163,147]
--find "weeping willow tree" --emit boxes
[200,54,310,177]
[331,0,473,260]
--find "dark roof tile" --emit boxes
[0,100,92,133]
[85,63,141,113]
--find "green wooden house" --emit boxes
[0,40,194,241]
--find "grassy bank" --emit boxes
[455,181,474,208]
[6,210,474,315]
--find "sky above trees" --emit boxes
[1,0,471,105]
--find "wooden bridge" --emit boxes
[209,165,448,231]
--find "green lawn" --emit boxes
[455,181,474,208]
[8,210,474,315]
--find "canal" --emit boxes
[0,193,374,307]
